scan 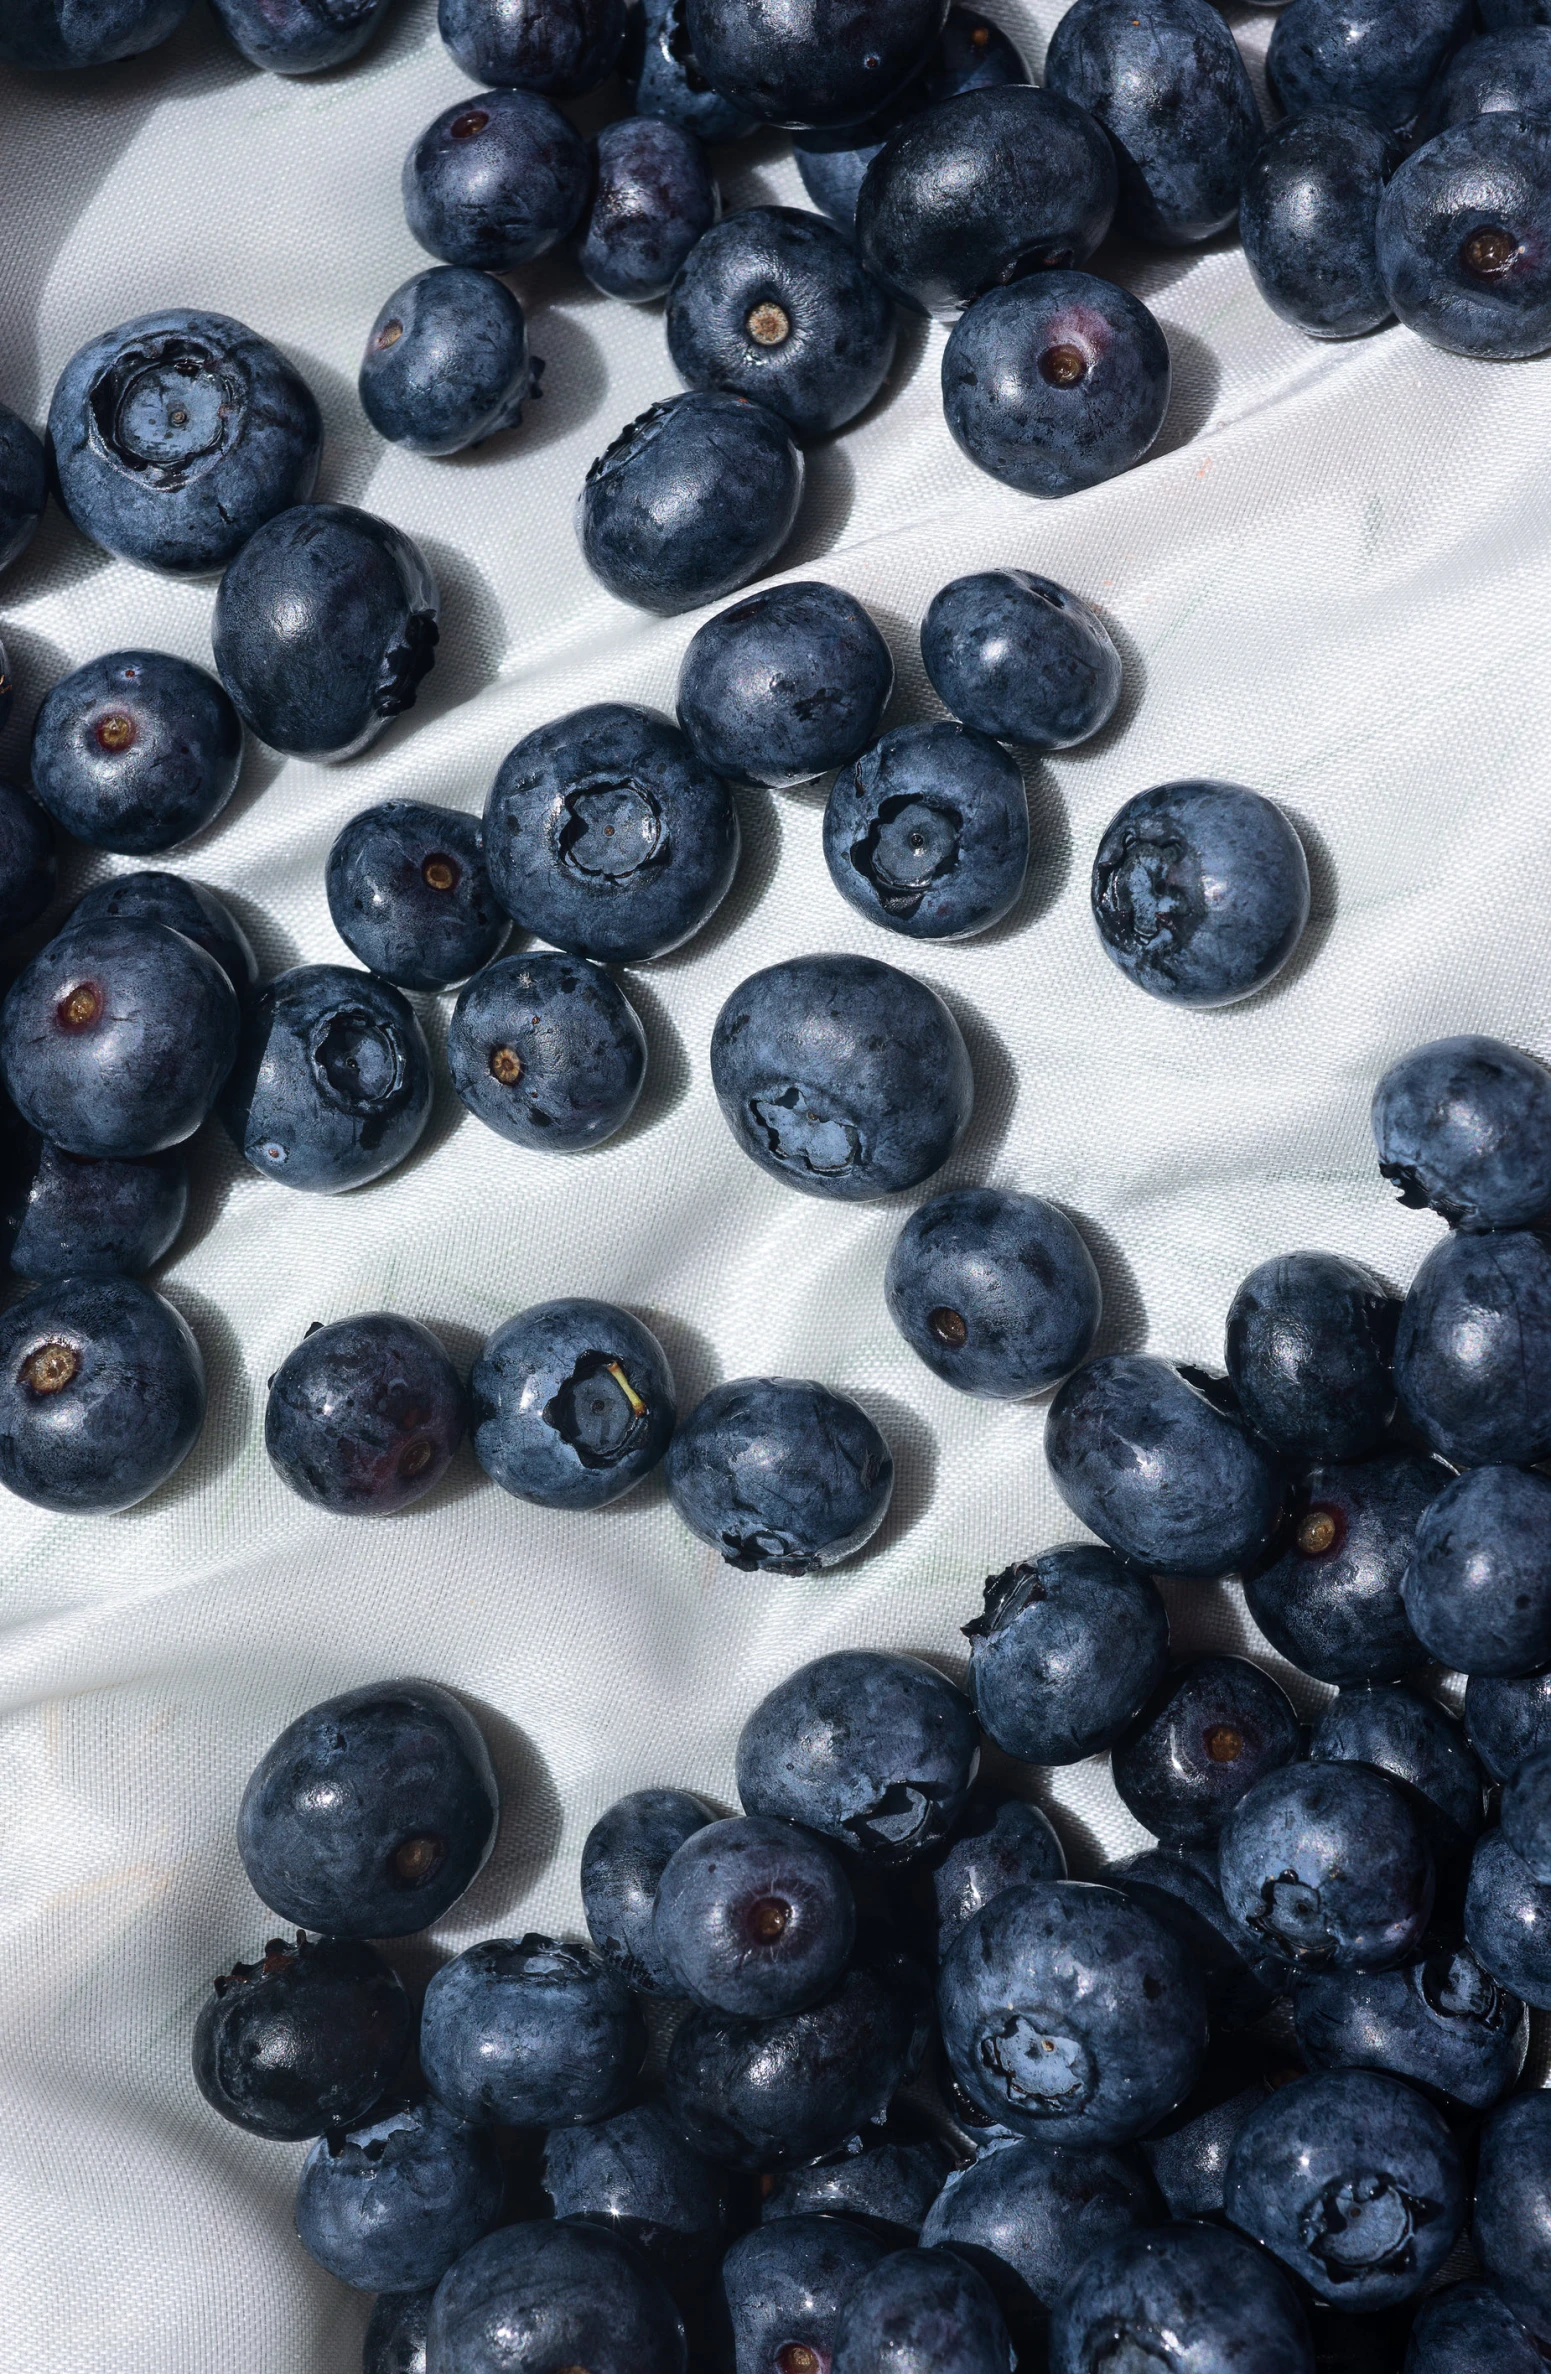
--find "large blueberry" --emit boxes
[1406,2284,1547,2374]
[542,2101,728,2287]
[718,2212,887,2369]
[676,580,893,790]
[582,1787,714,1995]
[359,268,538,457]
[824,722,1028,940]
[0,1273,204,1513]
[738,1650,979,1863]
[1309,1683,1485,1871]
[683,0,948,127]
[471,1297,675,1508]
[326,801,509,992]
[1428,28,1551,128]
[1464,1827,1551,2005]
[0,404,47,576]
[710,951,973,1201]
[1113,1656,1302,1849]
[428,2220,686,2374]
[764,2120,955,2239]
[943,271,1170,497]
[1269,0,1474,133]
[3,1134,186,1282]
[1245,1456,1443,1686]
[964,1544,1169,1765]
[921,2139,1158,2353]
[581,118,719,303]
[439,0,626,91]
[1217,1760,1435,1970]
[1226,1250,1399,1462]
[621,0,759,141]
[364,2290,431,2374]
[68,871,256,1003]
[422,1934,646,2126]
[1092,781,1311,1007]
[578,391,804,614]
[0,782,56,940]
[665,1375,892,1571]
[237,1679,499,1937]
[193,1931,411,2143]
[0,0,190,64]
[1394,1227,1551,1465]
[1465,1666,1551,1780]
[928,1796,1067,1956]
[1372,1034,1551,1229]
[295,2098,502,2292]
[1294,1941,1527,2110]
[1051,2220,1313,2374]
[483,702,739,963]
[1404,1466,1551,1675]
[403,88,590,268]
[1377,113,1551,357]
[1473,2092,1551,2347]
[1241,110,1398,339]
[1104,1849,1284,2028]
[1044,1354,1285,1580]
[921,570,1121,752]
[449,953,646,1151]
[48,310,321,577]
[208,0,391,70]
[265,1313,465,1516]
[212,503,439,762]
[652,1814,855,2014]
[832,2249,1012,2373]
[887,1188,1100,1395]
[218,964,432,1193]
[31,651,243,854]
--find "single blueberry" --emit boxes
[1105,1849,1285,2028]
[832,2248,1012,2374]
[928,1795,1067,1957]
[621,0,760,141]
[762,2120,955,2240]
[1404,1466,1551,1676]
[1246,1456,1444,1687]
[327,801,510,992]
[359,268,539,456]
[1464,1827,1551,2006]
[1269,0,1474,133]
[920,4,1029,103]
[1113,1656,1302,1850]
[921,2139,1157,2353]
[68,872,257,1003]
[738,1650,979,1862]
[652,1814,856,2015]
[364,2287,433,2374]
[580,118,719,303]
[943,270,1171,497]
[193,1932,412,2143]
[1092,780,1311,1007]
[1393,1227,1551,1465]
[710,951,973,1201]
[403,88,590,269]
[542,2100,729,2288]
[1226,1250,1399,1462]
[1377,113,1551,357]
[824,722,1029,941]
[665,1375,892,1571]
[471,1297,675,1508]
[0,781,56,938]
[578,391,804,614]
[427,2220,686,2374]
[718,2212,887,2370]
[677,581,893,790]
[683,0,948,128]
[1428,28,1551,129]
[208,0,392,70]
[1135,2049,1293,2223]
[1473,2092,1551,2347]
[439,0,626,91]
[1218,1761,1435,1971]
[0,1,190,69]
[265,1313,465,1516]
[1310,1683,1485,1874]
[0,1272,205,1513]
[1294,1941,1528,2110]
[921,570,1121,752]
[1406,2283,1547,2374]
[1044,1354,1286,1580]
[483,702,740,963]
[0,403,47,576]
[218,964,432,1194]
[1241,111,1399,339]
[1052,2222,1313,2374]
[886,1188,1100,1394]
[1372,1034,1551,1230]
[1500,1744,1551,1878]
[212,502,439,761]
[3,1134,187,1281]
[30,650,243,854]
[48,310,322,577]
[964,1544,1168,1763]
[581,1786,715,1995]
[422,1934,647,2126]
[449,953,646,1150]
[1466,1666,1551,1781]
[296,2097,503,2292]
[237,1679,499,1937]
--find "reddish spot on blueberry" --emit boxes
[451,109,489,138]
[748,1893,792,1944]
[375,319,405,350]
[392,1834,445,1885]
[56,982,104,1031]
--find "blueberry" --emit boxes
[943,271,1170,498]
[580,118,719,303]
[1269,0,1473,134]
[929,1796,1067,1957]
[0,1273,204,1512]
[219,964,432,1194]
[483,702,740,962]
[428,2219,686,2373]
[921,2139,1157,2354]
[68,872,257,1004]
[1473,2092,1551,2347]
[1428,29,1551,128]
[1225,2067,1465,2309]
[824,723,1029,942]
[1464,1827,1551,2005]
[582,1787,715,1995]
[1309,1684,1485,1871]
[1114,1657,1302,1850]
[886,1189,1100,1396]
[296,2097,503,2293]
[207,0,391,70]
[1377,113,1551,356]
[921,570,1121,753]
[1106,1852,1285,2026]
[1226,1251,1400,1463]
[578,391,804,614]
[1372,1035,1551,1229]
[48,310,321,578]
[542,2100,728,2287]
[193,1932,410,2147]
[471,1297,675,1508]
[0,781,56,938]
[938,1882,1208,2145]
[359,268,538,456]
[710,952,973,1200]
[1245,1457,1443,1687]
[719,2212,887,2370]
[1241,110,1399,339]
[652,1814,855,2015]
[621,0,760,141]
[3,1135,187,1282]
[1135,2050,1292,2223]
[327,801,510,992]
[684,0,947,127]
[737,1650,979,1863]
[1,917,238,1157]
[676,580,893,790]
[0,403,47,575]
[1054,2222,1312,2374]
[1217,1761,1435,1970]
[1045,1355,1285,1580]
[0,0,190,69]
[795,121,907,239]
[856,88,1117,323]
[449,953,646,1150]
[403,89,590,269]
[237,1679,499,1938]
[1093,780,1311,1007]
[1465,1666,1551,1782]
[832,2248,1012,2374]
[1500,1743,1551,1877]
[1393,1228,1551,1466]
[1406,2283,1547,2374]
[264,1314,465,1516]
[920,5,1029,101]
[364,2287,432,2374]
[212,502,439,761]
[762,2120,956,2239]
[665,1375,892,1570]
[423,1932,646,2127]
[1293,1941,1528,2110]
[964,1544,1169,1765]
[1404,1466,1551,1675]
[30,650,243,855]
[439,0,626,91]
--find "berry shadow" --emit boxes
[777,440,857,572]
[971,758,1073,945]
[1061,1205,1148,1360]
[444,1691,565,1929]
[844,302,935,435]
[493,274,612,458]
[1214,801,1338,1015]
[1096,218,1245,313]
[603,971,694,1147]
[172,1116,251,1264]
[281,347,385,513]
[852,1386,938,1561]
[1045,610,1150,768]
[1035,1770,1126,1880]
[715,124,802,212]
[0,615,72,784]
[636,1306,722,1412]
[928,985,1018,1181]
[182,738,292,855]
[212,879,302,982]
[638,780,783,973]
[141,1279,253,1504]
[408,535,508,729]
[0,500,120,621]
[1148,324,1224,461]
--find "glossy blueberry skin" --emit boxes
[1225,2067,1464,2310]
[1045,1355,1285,1581]
[449,953,646,1151]
[1294,1941,1528,2110]
[1093,780,1310,1008]
[1242,110,1397,339]
[0,405,47,577]
[1404,1466,1551,1676]
[1429,29,1551,128]
[1374,1036,1551,1230]
[440,0,626,91]
[359,268,537,457]
[665,1374,892,1571]
[1046,0,1261,246]
[31,650,243,855]
[68,872,256,1004]
[423,1934,646,2127]
[1310,1685,1485,1874]
[684,0,947,127]
[825,723,1028,942]
[1465,1827,1551,2005]
[1106,1849,1285,2028]
[296,2098,503,2293]
[763,2124,955,2238]
[1378,112,1551,357]
[1218,1761,1435,1972]
[944,271,1170,498]
[921,571,1120,753]
[582,1788,714,1995]
[0,1273,204,1513]
[738,1650,979,1864]
[1114,1657,1302,1850]
[471,1297,675,1509]
[668,207,894,439]
[0,782,56,939]
[48,310,321,578]
[208,0,391,70]
[1226,1251,1399,1463]
[265,1314,465,1517]
[3,1135,186,1281]
[1500,1744,1551,1878]
[218,963,432,1194]
[364,2287,432,2374]
[483,702,739,963]
[192,1932,411,2143]
[1406,2283,1547,2374]
[622,0,759,142]
[327,803,508,994]
[720,2214,886,2370]
[1465,1667,1551,1780]
[711,952,973,1201]
[1053,2222,1315,2374]
[1269,0,1473,133]
[939,1882,1208,2146]
[237,1679,499,1938]
[1246,1457,1443,1687]
[922,2140,1157,2352]
[677,582,892,791]
[930,1796,1067,1956]
[965,1544,1169,1765]
[1395,1228,1551,1467]
[653,1814,855,2015]
[429,2219,686,2374]
[0,0,190,63]
[213,503,439,762]
[832,2248,1012,2374]
[543,2100,728,2288]
[579,391,804,615]
[887,1190,1099,1397]
[1474,2093,1551,2347]
[403,89,589,269]
[1,918,239,1158]
[580,118,719,303]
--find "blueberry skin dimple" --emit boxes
[0,404,47,576]
[1377,112,1551,357]
[0,0,191,69]
[677,581,893,791]
[1310,1684,1485,1872]
[364,2289,432,2374]
[1428,29,1551,129]
[621,0,760,142]
[764,2122,956,2238]
[295,2098,503,2293]
[421,1934,647,2128]
[208,0,391,71]
[922,570,1121,752]
[1045,0,1262,246]
[402,88,590,269]
[236,1679,499,1939]
[652,1813,856,2015]
[1051,2221,1314,2374]
[1045,1354,1286,1581]
[3,1135,187,1281]
[217,963,433,1193]
[31,650,243,855]
[428,2220,687,2374]
[1269,0,1473,133]
[1293,1942,1528,2111]
[264,1313,465,1516]
[825,722,1029,941]
[1246,1456,1443,1687]
[582,1787,715,1996]
[578,391,805,615]
[1407,2283,1548,2374]
[1464,1828,1551,2006]
[718,2214,888,2374]
[710,951,973,1201]
[68,872,256,1003]
[449,953,646,1151]
[0,1273,205,1513]
[1113,1656,1302,1850]
[944,271,1171,498]
[1465,1667,1551,1781]
[832,2247,1013,2374]
[472,1296,675,1509]
[48,309,322,578]
[1093,780,1311,1007]
[0,782,56,938]
[1372,1035,1551,1230]
[1473,2092,1551,2348]
[1218,1760,1435,1972]
[327,801,510,992]
[1105,1848,1285,2027]
[580,118,720,304]
[359,268,538,457]
[887,1188,1100,1396]
[1404,1466,1551,1676]
[439,0,627,92]
[192,1932,412,2143]
[683,0,949,128]
[921,2140,1158,2352]
[929,1795,1067,1956]
[665,1374,892,1571]
[1241,111,1398,339]
[543,2100,729,2289]
[1394,1228,1551,1467]
[1226,1251,1399,1463]
[965,1544,1169,1764]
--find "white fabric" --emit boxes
[0,0,1534,2360]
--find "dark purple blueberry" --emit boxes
[1092,780,1311,1007]
[471,1297,675,1509]
[209,0,392,70]
[1112,1656,1302,1850]
[1427,28,1551,130]
[1136,2048,1292,2222]
[581,1787,715,1996]
[1225,1250,1399,1462]
[1500,1744,1551,1878]
[1269,0,1474,134]
[0,1272,205,1512]
[683,0,948,128]
[1406,2283,1546,2374]
[676,580,893,790]
[359,268,539,457]
[578,391,804,615]
[422,1934,647,2127]
[192,1932,412,2142]
[929,1795,1067,1956]
[832,2248,1013,2372]
[31,650,243,855]
[1309,1683,1485,1875]
[1240,110,1398,340]
[1394,1227,1551,1466]
[921,2138,1158,2354]
[763,2120,956,2241]
[665,1375,892,1572]
[580,118,719,304]
[1405,1465,1551,1675]
[943,270,1170,497]
[0,781,56,939]
[3,1134,186,1281]
[428,2220,686,2374]
[1473,2092,1551,2348]
[1377,112,1551,357]
[363,2287,433,2374]
[264,1313,465,1516]
[622,0,759,142]
[737,1650,979,1864]
[541,2100,729,2288]
[1218,1760,1435,1972]
[1052,2220,1314,2374]
[652,1814,856,2015]
[1105,1849,1285,2028]
[218,963,432,1194]
[448,953,647,1151]
[1293,1941,1528,2110]
[1245,1457,1444,1686]
[1464,1827,1551,2007]
[964,1544,1170,1765]
[1465,1665,1551,1781]
[402,88,590,269]
[921,569,1121,751]
[68,872,256,1004]
[327,800,510,991]
[295,2097,503,2292]
[0,403,47,577]
[887,1186,1101,1395]
[824,723,1030,941]
[439,0,627,93]
[1373,1034,1551,1229]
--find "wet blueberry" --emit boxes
[943,270,1170,497]
[296,2097,503,2292]
[402,88,590,269]
[665,1375,892,1571]
[922,570,1121,752]
[364,2286,433,2374]
[1377,112,1551,357]
[1241,110,1398,339]
[1406,2283,1547,2374]
[0,781,56,939]
[578,391,804,614]
[1269,0,1474,134]
[764,2119,956,2239]
[738,1650,979,1863]
[542,2100,729,2288]
[428,2219,687,2374]
[1294,1941,1528,2110]
[327,801,510,992]
[652,1813,856,2015]
[3,1133,186,1281]
[1092,781,1311,1007]
[1403,1466,1551,1676]
[1309,1683,1485,1875]
[886,1188,1100,1395]
[1428,29,1551,129]
[581,117,720,303]
[264,1313,465,1516]
[824,722,1029,940]
[581,1787,715,1995]
[422,1933,646,2126]
[1372,1034,1551,1230]
[208,0,392,70]
[1246,1457,1444,1687]
[677,581,892,790]
[359,267,539,456]
[471,1296,675,1508]
[31,650,243,855]
[921,2138,1157,2355]
[218,964,432,1193]
[965,1546,1168,1765]
[449,952,646,1151]
[1472,2092,1551,2347]
[0,402,47,576]
[1105,1849,1285,2028]
[193,1932,411,2142]
[0,1272,205,1512]
[928,1795,1067,1957]
[621,0,759,141]
[1464,1827,1551,2006]
[1053,2216,1313,2374]
[68,871,256,1004]
[1393,1228,1551,1466]
[1113,1656,1302,1850]
[439,0,627,91]
[1218,1760,1435,1971]
[833,2248,1012,2374]
[684,0,948,128]
[1226,1251,1400,1462]
[1465,1666,1551,1781]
